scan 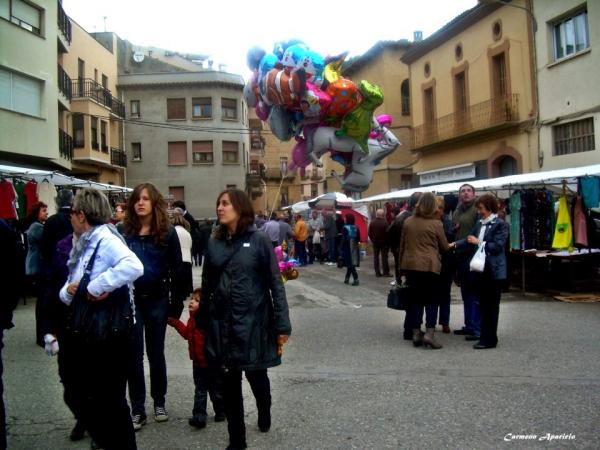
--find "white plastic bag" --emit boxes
[313,230,321,244]
[469,242,486,272]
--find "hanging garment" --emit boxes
[552,195,573,250]
[573,196,588,247]
[579,176,600,210]
[509,192,521,250]
[14,180,26,219]
[37,180,57,216]
[0,180,18,220]
[24,180,38,214]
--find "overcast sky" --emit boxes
[62,0,478,79]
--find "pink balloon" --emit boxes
[301,82,331,121]
[255,101,271,121]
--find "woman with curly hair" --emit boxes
[124,183,183,430]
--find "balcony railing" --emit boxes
[413,94,520,149]
[59,129,73,160]
[57,1,72,43]
[110,148,127,167]
[57,64,72,100]
[71,78,125,118]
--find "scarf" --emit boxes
[66,223,125,272]
[477,213,498,242]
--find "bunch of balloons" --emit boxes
[244,40,401,192]
[274,245,299,282]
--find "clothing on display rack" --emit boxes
[573,196,588,247]
[24,180,39,215]
[509,189,554,251]
[0,180,18,220]
[37,179,57,216]
[579,176,600,210]
[13,179,26,219]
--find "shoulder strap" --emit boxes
[84,239,102,275]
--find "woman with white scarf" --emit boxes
[453,194,508,349]
[59,188,143,449]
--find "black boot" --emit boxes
[258,408,271,432]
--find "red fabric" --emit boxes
[0,181,17,220]
[24,181,38,214]
[345,210,367,243]
[168,312,207,367]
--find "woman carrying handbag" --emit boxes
[453,194,508,349]
[59,188,143,449]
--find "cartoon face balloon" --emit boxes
[281,44,308,74]
[301,82,331,120]
[297,50,325,83]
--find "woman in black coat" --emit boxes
[200,189,291,450]
[454,194,508,349]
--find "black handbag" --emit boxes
[387,284,410,311]
[66,240,134,344]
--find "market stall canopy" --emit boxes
[308,192,354,210]
[358,164,600,203]
[0,164,132,192]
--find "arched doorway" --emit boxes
[496,155,518,177]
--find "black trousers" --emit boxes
[373,244,390,276]
[391,250,400,281]
[0,330,5,450]
[71,337,137,450]
[192,365,225,421]
[57,334,86,425]
[223,369,271,447]
[476,272,502,346]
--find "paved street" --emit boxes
[4,256,600,449]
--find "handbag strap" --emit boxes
[83,239,103,275]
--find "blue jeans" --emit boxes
[458,263,481,336]
[128,294,169,416]
[295,240,307,265]
[328,238,337,262]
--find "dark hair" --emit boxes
[459,183,475,194]
[124,183,170,244]
[392,207,401,215]
[172,200,186,210]
[414,192,438,219]
[26,201,47,225]
[115,202,127,213]
[408,192,422,210]
[270,212,277,221]
[345,213,355,225]
[56,189,74,208]
[214,189,255,238]
[476,193,499,214]
[192,287,202,297]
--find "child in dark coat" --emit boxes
[168,288,225,428]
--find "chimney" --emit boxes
[413,31,423,42]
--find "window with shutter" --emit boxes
[222,141,239,163]
[192,140,214,163]
[221,98,237,120]
[168,141,188,165]
[192,97,212,118]
[167,98,186,120]
[130,100,140,118]
[131,142,142,161]
[169,186,185,202]
[10,0,42,35]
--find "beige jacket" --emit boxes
[399,216,449,274]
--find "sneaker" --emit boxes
[154,406,169,422]
[131,414,146,431]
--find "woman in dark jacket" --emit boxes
[341,213,361,285]
[199,189,291,450]
[124,183,183,430]
[454,194,508,349]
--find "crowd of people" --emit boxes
[0,181,510,449]
[368,184,509,351]
[0,185,291,450]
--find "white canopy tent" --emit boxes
[358,164,600,203]
[287,193,369,219]
[0,164,132,192]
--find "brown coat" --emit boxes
[399,215,449,275]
